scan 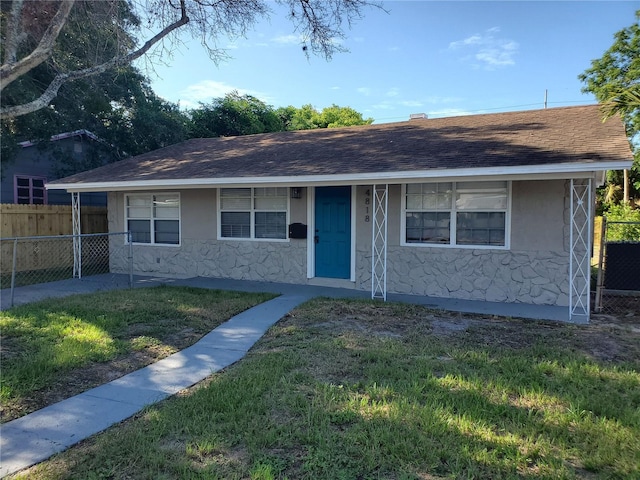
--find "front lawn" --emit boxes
[10,298,640,479]
[0,286,276,422]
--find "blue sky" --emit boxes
[142,1,639,124]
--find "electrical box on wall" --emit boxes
[288,223,307,239]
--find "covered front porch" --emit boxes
[65,175,592,324]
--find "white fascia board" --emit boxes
[49,160,633,192]
[20,129,100,148]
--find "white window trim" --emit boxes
[217,187,290,242]
[124,192,181,247]
[400,181,511,250]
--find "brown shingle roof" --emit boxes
[49,105,632,187]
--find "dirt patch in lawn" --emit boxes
[295,298,640,366]
[3,296,639,424]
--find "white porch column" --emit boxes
[569,178,592,323]
[371,184,388,300]
[72,192,82,279]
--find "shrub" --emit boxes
[605,204,640,241]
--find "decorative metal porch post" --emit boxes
[72,192,82,279]
[569,178,592,322]
[371,184,388,300]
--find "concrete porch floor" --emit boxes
[1,273,570,322]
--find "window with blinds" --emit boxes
[404,181,509,248]
[219,187,288,240]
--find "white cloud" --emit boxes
[370,102,396,111]
[272,34,301,45]
[177,80,266,109]
[400,100,423,107]
[357,87,373,96]
[449,34,483,49]
[386,87,401,97]
[448,27,518,69]
[424,95,464,104]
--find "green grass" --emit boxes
[8,298,640,479]
[0,286,275,414]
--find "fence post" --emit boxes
[594,216,607,313]
[10,238,18,307]
[128,231,133,288]
[72,192,82,279]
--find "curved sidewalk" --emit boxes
[0,293,311,478]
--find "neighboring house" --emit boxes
[49,105,633,323]
[1,129,111,206]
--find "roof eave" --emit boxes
[47,160,634,193]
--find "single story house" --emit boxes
[2,129,110,206]
[48,105,633,323]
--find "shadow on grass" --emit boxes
[0,286,276,422]
[19,298,639,480]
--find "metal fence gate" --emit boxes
[1,232,133,307]
[594,219,640,315]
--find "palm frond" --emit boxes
[601,84,640,120]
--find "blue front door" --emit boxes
[315,186,351,279]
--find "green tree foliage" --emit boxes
[1,0,379,119]
[101,72,189,158]
[579,10,640,206]
[189,94,373,138]
[1,1,189,175]
[1,0,141,118]
[278,104,319,130]
[1,64,189,178]
[276,103,373,131]
[317,104,374,128]
[604,204,640,241]
[2,1,137,139]
[188,92,284,138]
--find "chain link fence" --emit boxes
[1,232,132,307]
[594,219,640,316]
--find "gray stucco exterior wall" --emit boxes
[353,181,569,307]
[108,179,572,307]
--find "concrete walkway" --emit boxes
[0,292,311,477]
[0,274,569,477]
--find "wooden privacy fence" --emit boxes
[593,216,602,266]
[0,204,107,238]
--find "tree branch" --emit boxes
[3,0,24,65]
[1,0,381,120]
[0,1,190,120]
[0,0,76,92]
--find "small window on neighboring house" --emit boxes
[219,187,288,240]
[125,193,180,245]
[403,181,509,248]
[73,136,83,153]
[14,175,47,204]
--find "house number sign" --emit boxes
[364,188,371,222]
